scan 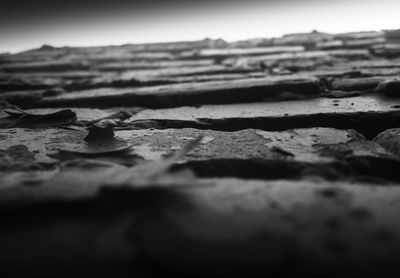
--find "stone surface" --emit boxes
[37,76,322,108]
[370,44,400,58]
[1,127,399,185]
[192,46,305,57]
[2,29,400,277]
[330,77,385,91]
[128,95,400,138]
[374,128,400,156]
[374,79,400,97]
[0,127,375,162]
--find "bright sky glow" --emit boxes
[1,0,399,53]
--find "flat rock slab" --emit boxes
[229,49,371,65]
[128,95,400,138]
[0,127,398,183]
[371,44,400,58]
[37,76,322,108]
[93,59,216,71]
[0,128,86,163]
[330,77,387,91]
[191,45,305,58]
[0,61,90,73]
[0,128,140,166]
[0,127,381,163]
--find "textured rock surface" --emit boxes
[374,128,400,156]
[1,29,400,277]
[37,76,323,108]
[1,127,397,183]
[374,79,400,97]
[128,95,400,138]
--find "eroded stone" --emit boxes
[128,95,400,138]
[330,77,384,91]
[38,76,322,108]
[374,128,400,156]
[0,127,397,183]
[0,127,369,163]
[374,79,400,97]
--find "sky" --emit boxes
[1,0,399,53]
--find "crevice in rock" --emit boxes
[128,111,400,139]
[171,156,400,183]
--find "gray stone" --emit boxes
[38,76,322,108]
[374,128,400,156]
[0,60,90,73]
[0,127,398,187]
[371,44,400,58]
[128,95,400,138]
[374,79,400,97]
[0,127,382,164]
[191,46,305,58]
[330,77,384,91]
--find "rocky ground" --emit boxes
[1,29,400,277]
